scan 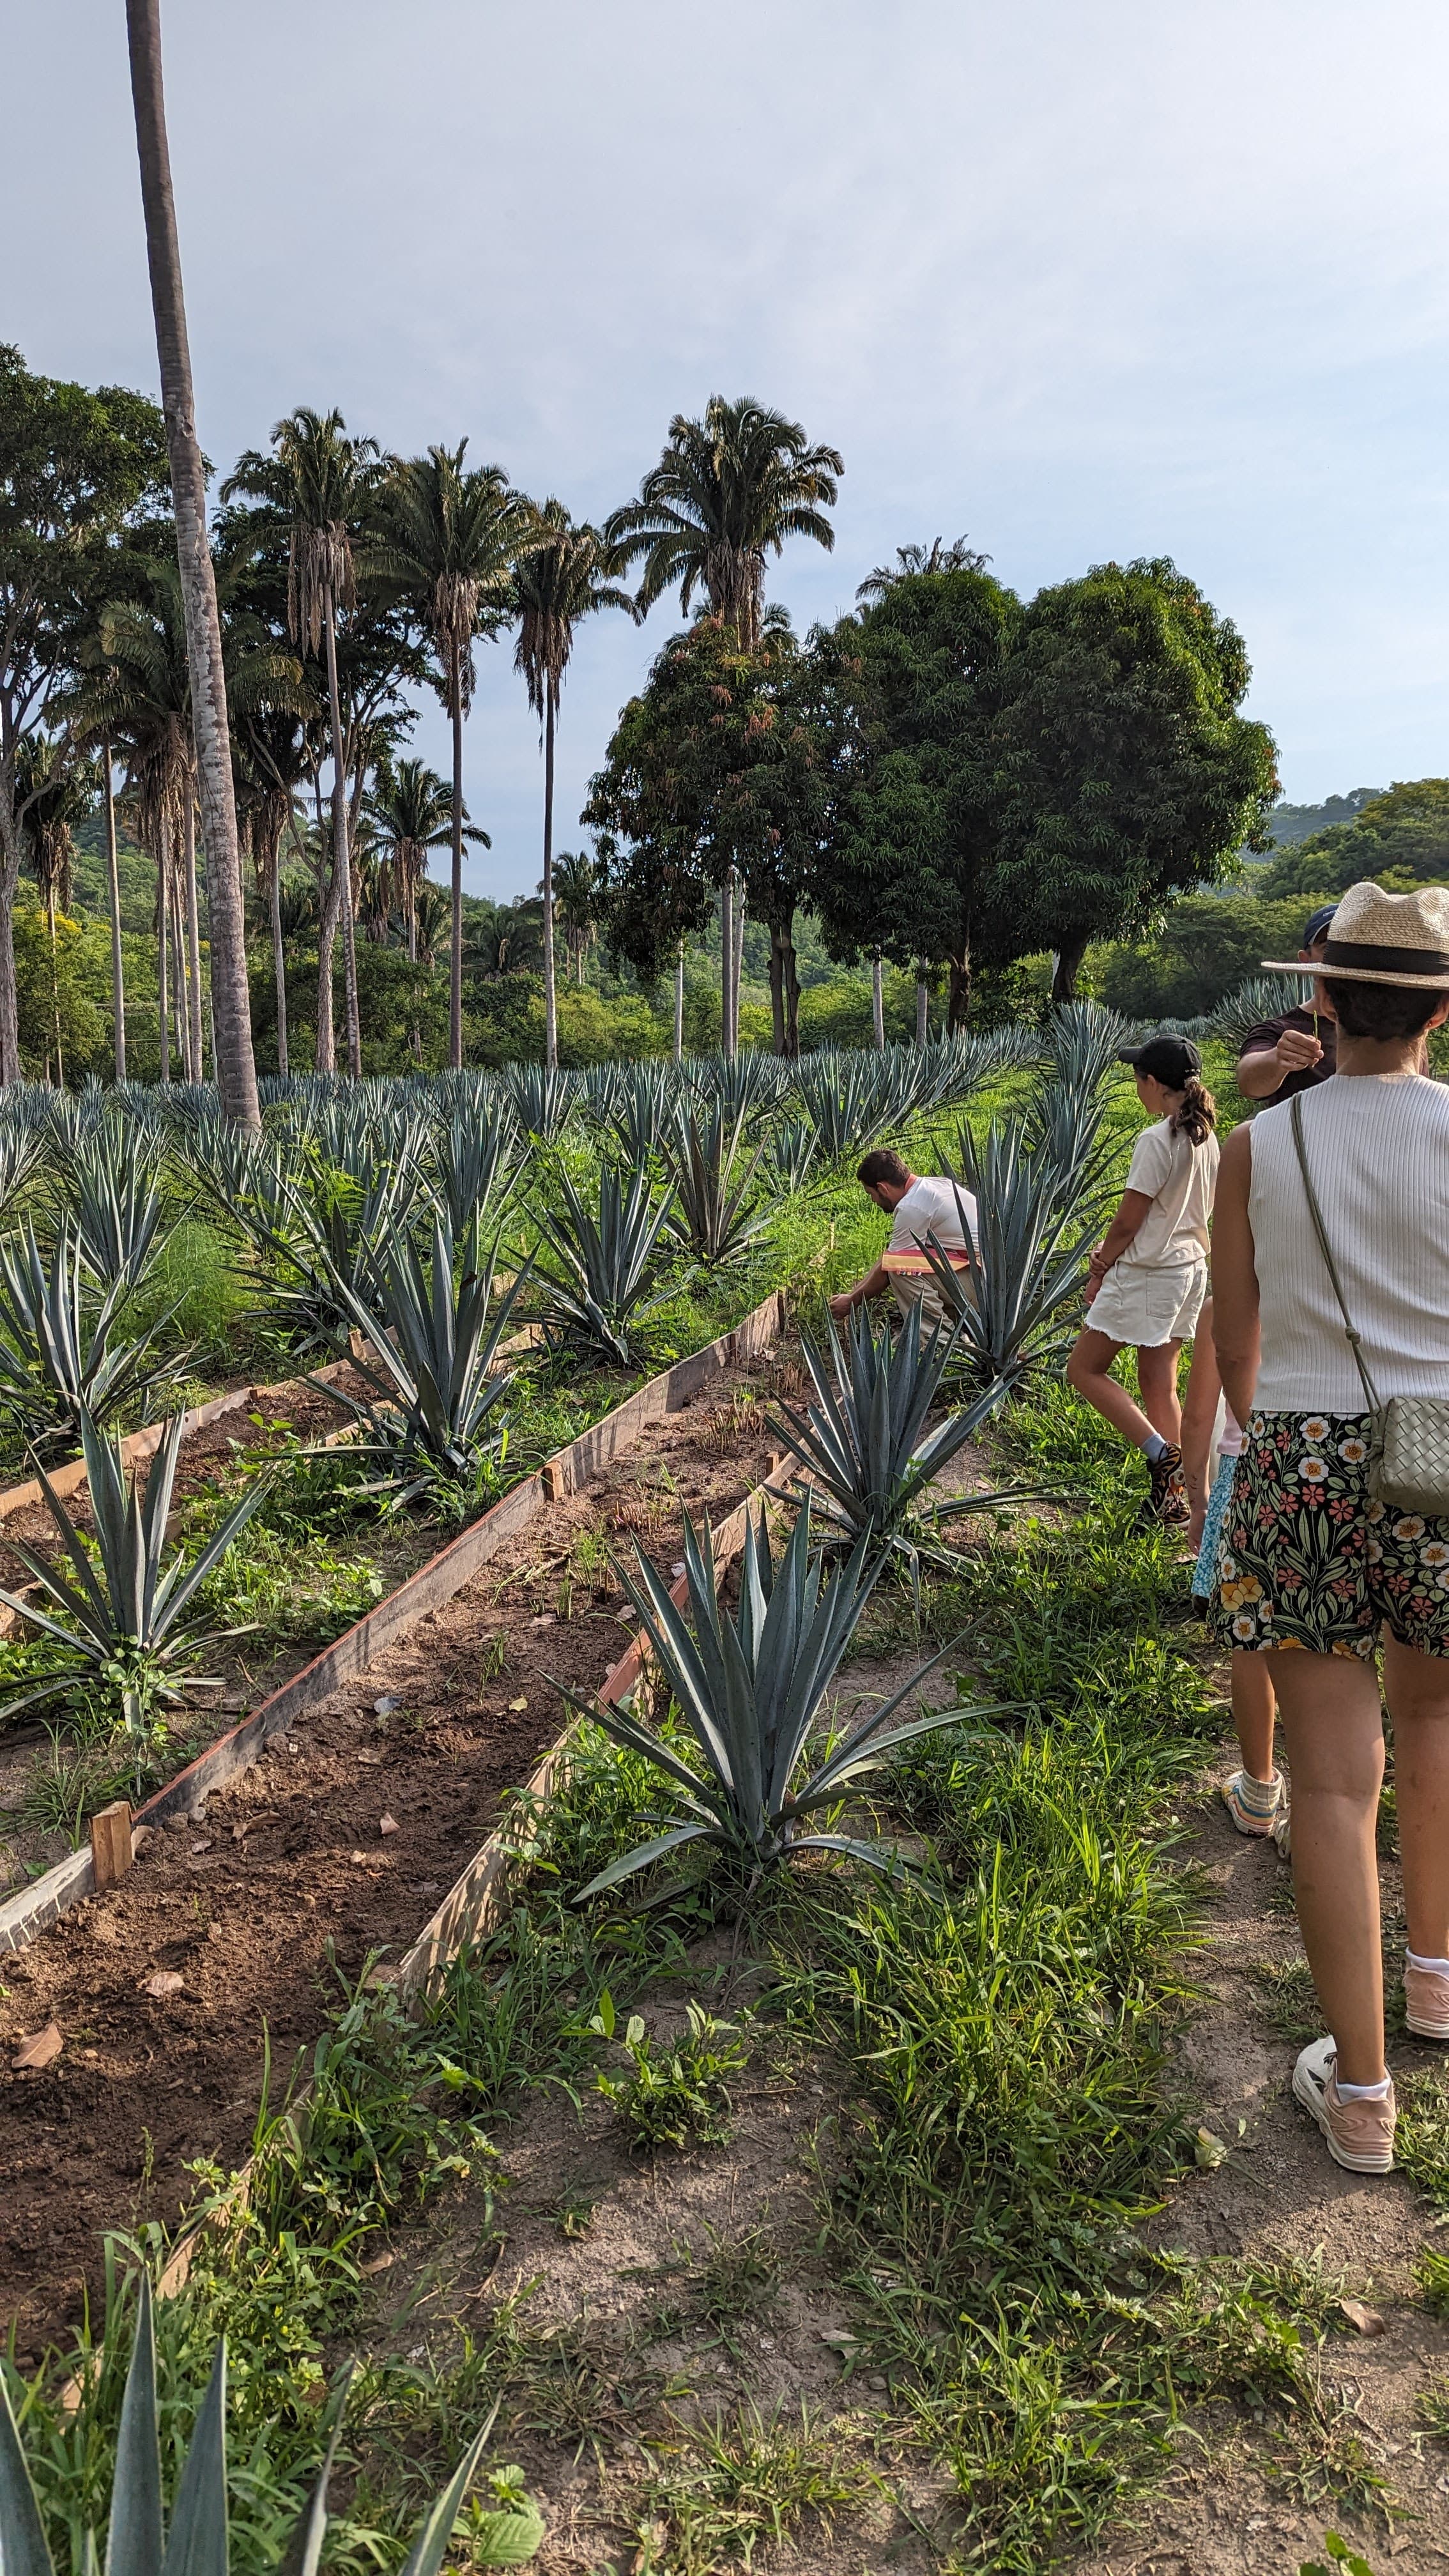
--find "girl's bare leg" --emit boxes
[1271,1650,1386,2087]
[1232,1650,1278,1784]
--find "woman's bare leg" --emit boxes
[1231,1650,1278,1784]
[1270,1650,1386,2085]
[1383,1631,1449,1961]
[1135,1339,1184,1446]
[1180,1303,1221,1544]
[1066,1333,1184,1450]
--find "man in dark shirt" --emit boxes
[1236,903,1338,1105]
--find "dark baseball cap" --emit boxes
[1116,1033,1202,1087]
[1303,903,1337,950]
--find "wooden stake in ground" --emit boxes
[89,1800,134,1892]
[124,0,259,1129]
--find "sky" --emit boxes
[9,0,1449,903]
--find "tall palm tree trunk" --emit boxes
[542,690,558,1071]
[125,0,259,1130]
[731,873,745,1052]
[673,937,684,1062]
[719,873,733,1060]
[102,740,126,1083]
[157,861,171,1083]
[871,952,885,1050]
[171,881,189,1077]
[45,889,63,1087]
[183,788,203,1078]
[322,596,360,1080]
[448,671,464,1073]
[270,859,288,1077]
[915,964,929,1047]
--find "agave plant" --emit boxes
[0,1223,183,1462]
[665,1105,771,1267]
[0,1407,270,1756]
[534,1162,676,1367]
[1042,996,1131,1096]
[326,1215,529,1508]
[57,1125,176,1296]
[429,1106,520,1238]
[765,1116,818,1194]
[794,1050,920,1160]
[0,2271,543,2573]
[0,1116,50,1209]
[1208,971,1305,1057]
[608,1061,676,1167]
[770,1302,1025,1579]
[500,1061,576,1141]
[920,1122,1096,1388]
[688,1048,788,1127]
[563,1499,1003,1902]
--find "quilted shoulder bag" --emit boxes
[1290,1091,1449,1512]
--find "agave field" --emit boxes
[4,1009,1392,2576]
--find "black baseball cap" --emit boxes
[1116,1033,1202,1087]
[1302,903,1337,950]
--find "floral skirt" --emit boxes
[1211,1409,1449,1660]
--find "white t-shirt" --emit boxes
[1117,1119,1218,1271]
[887,1176,979,1257]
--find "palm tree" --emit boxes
[124,0,260,1126]
[855,536,990,602]
[233,710,312,1079]
[370,443,535,1069]
[606,395,843,653]
[16,736,90,1082]
[607,399,840,1053]
[96,562,302,1083]
[222,409,383,1079]
[513,507,634,1066]
[364,755,487,964]
[550,847,600,986]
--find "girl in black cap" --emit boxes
[1066,1034,1219,1524]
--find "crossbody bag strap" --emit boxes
[1289,1092,1384,1417]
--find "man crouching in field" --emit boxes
[828,1148,977,1333]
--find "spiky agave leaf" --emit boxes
[0,1222,185,1460]
[768,1302,1017,1567]
[0,2365,55,2574]
[563,1499,1007,1902]
[327,1216,529,1499]
[429,1107,520,1239]
[664,1105,771,1267]
[57,1123,175,1297]
[921,1136,1096,1389]
[534,1163,675,1367]
[0,1410,272,1736]
[104,2270,164,2574]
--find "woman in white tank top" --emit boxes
[1211,881,1449,2179]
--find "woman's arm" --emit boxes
[1210,1124,1260,1427]
[1085,1188,1153,1299]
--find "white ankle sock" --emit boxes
[1335,2071,1391,2101]
[1407,1949,1449,1975]
[1144,1432,1167,1462]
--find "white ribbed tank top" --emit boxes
[1248,1073,1449,1410]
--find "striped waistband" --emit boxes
[883,1246,972,1275]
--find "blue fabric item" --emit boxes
[1193,1450,1238,1602]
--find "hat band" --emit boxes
[1321,936,1449,977]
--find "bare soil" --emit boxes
[0,1350,796,2364]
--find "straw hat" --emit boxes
[1263,878,1449,988]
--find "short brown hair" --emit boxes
[857,1147,910,1190]
[1322,977,1449,1042]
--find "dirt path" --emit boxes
[0,1353,795,2364]
[1071,1738,1449,2574]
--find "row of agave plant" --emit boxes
[0,1004,1125,1482]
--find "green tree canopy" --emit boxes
[992,558,1279,998]
[809,565,1022,1027]
[1255,778,1449,900]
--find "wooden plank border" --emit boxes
[134,1450,795,2318]
[0,1292,786,1956]
[0,1358,358,1526]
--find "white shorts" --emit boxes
[1084,1259,1207,1349]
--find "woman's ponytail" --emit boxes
[1172,1075,1217,1147]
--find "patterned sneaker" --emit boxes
[1221,1769,1285,1837]
[1404,1960,1449,2040]
[1292,2036,1395,2174]
[1144,1443,1190,1526]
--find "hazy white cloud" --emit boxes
[8,0,1449,893]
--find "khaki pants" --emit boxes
[891,1271,958,1333]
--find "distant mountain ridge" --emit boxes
[1264,789,1383,847]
